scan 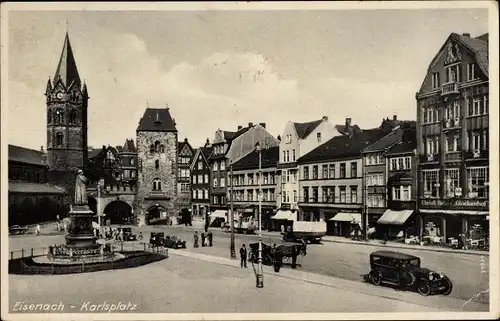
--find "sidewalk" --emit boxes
[167,224,488,256]
[168,250,488,312]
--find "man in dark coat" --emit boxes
[201,232,206,247]
[194,231,199,248]
[208,231,213,247]
[239,244,247,268]
[273,244,282,272]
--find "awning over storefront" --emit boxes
[329,212,361,224]
[271,210,293,220]
[210,210,227,219]
[377,209,414,225]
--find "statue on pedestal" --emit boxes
[74,169,89,206]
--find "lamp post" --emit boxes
[230,161,236,259]
[255,141,264,288]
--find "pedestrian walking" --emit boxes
[194,231,199,248]
[240,244,247,268]
[280,225,285,234]
[208,231,213,247]
[119,228,124,242]
[273,244,282,272]
[35,224,41,236]
[291,245,298,269]
[201,232,206,247]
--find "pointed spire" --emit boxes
[53,32,81,88]
[45,78,52,95]
[82,81,88,97]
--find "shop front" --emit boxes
[419,199,489,245]
[376,200,418,240]
[328,212,362,237]
[270,208,297,232]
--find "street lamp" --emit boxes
[255,141,264,288]
[230,161,236,259]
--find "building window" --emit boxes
[445,64,460,83]
[154,141,161,152]
[220,177,225,187]
[303,188,309,203]
[153,178,162,191]
[55,133,64,146]
[431,72,440,88]
[204,174,208,183]
[311,187,318,202]
[213,196,218,204]
[130,158,135,166]
[54,109,64,124]
[69,110,78,124]
[213,178,218,188]
[393,186,411,201]
[286,150,290,162]
[282,191,287,203]
[444,168,460,198]
[181,183,190,192]
[322,165,328,179]
[445,134,461,152]
[292,149,296,161]
[286,134,292,144]
[213,162,218,171]
[339,163,346,178]
[366,174,384,186]
[425,136,440,155]
[193,190,197,199]
[422,107,439,124]
[204,189,208,199]
[312,166,318,179]
[192,176,197,184]
[467,63,477,81]
[303,166,309,180]
[350,186,358,203]
[367,195,385,208]
[155,160,160,170]
[220,161,225,170]
[350,162,357,178]
[339,186,346,203]
[283,151,286,162]
[317,133,322,142]
[422,169,439,198]
[198,161,203,170]
[468,96,488,116]
[329,164,335,179]
[293,190,297,202]
[326,187,335,203]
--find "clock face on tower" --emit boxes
[56,92,63,99]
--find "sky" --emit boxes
[6,6,489,150]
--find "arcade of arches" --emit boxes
[103,201,133,225]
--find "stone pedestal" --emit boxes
[65,205,99,249]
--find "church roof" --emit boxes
[137,108,178,132]
[53,32,81,88]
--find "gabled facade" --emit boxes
[190,141,212,218]
[177,138,195,212]
[415,32,489,242]
[208,122,279,214]
[277,116,336,212]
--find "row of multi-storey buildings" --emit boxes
[8,31,489,244]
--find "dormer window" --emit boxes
[467,63,477,81]
[317,133,322,142]
[431,72,440,88]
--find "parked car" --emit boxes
[122,227,137,241]
[164,236,187,249]
[149,232,165,247]
[363,250,453,296]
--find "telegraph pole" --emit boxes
[230,162,236,259]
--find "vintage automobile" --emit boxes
[164,236,187,249]
[121,227,137,241]
[364,250,453,296]
[149,232,165,247]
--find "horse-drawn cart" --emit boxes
[248,242,307,265]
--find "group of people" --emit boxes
[193,231,213,248]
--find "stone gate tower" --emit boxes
[135,107,179,226]
[46,32,88,172]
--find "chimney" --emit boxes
[205,138,210,147]
[248,122,254,128]
[237,126,243,131]
[322,116,328,121]
[277,135,281,142]
[40,146,44,153]
[463,33,470,37]
[259,122,266,128]
[393,115,397,121]
[184,138,188,143]
[345,118,352,127]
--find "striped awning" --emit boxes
[377,209,414,225]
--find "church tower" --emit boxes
[46,32,89,171]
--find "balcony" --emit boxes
[419,153,440,164]
[444,151,462,163]
[464,149,489,161]
[442,118,462,131]
[441,82,459,96]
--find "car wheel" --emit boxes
[442,277,453,296]
[417,281,431,296]
[371,271,382,286]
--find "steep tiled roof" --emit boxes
[363,127,404,153]
[200,146,213,159]
[334,124,362,136]
[232,146,279,170]
[386,134,417,156]
[9,182,66,194]
[137,108,177,132]
[8,145,47,166]
[298,129,387,163]
[223,131,236,141]
[456,33,489,77]
[53,33,81,88]
[293,120,322,139]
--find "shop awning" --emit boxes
[329,212,361,223]
[377,209,414,225]
[271,210,293,220]
[210,210,227,219]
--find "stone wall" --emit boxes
[135,131,179,226]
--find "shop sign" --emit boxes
[420,199,489,210]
